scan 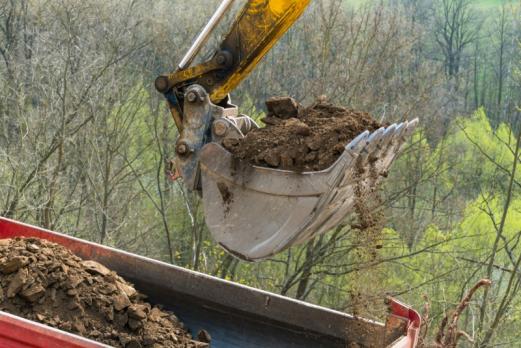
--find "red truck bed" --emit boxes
[0,217,420,348]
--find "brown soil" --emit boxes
[223,97,388,322]
[0,237,210,348]
[347,159,387,321]
[223,97,382,172]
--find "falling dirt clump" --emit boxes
[217,182,233,205]
[0,237,209,348]
[345,157,388,321]
[223,97,382,172]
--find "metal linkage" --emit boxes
[178,0,235,70]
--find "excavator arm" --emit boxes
[155,0,311,130]
[154,0,418,261]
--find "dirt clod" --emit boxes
[223,97,382,172]
[0,237,209,347]
[0,256,29,274]
[265,96,301,119]
[82,260,111,276]
[197,329,212,343]
[217,182,233,205]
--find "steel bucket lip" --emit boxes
[200,143,342,197]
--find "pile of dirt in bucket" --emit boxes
[0,237,211,348]
[222,97,382,172]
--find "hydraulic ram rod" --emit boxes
[178,0,235,70]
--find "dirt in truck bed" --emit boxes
[222,97,382,172]
[0,237,211,348]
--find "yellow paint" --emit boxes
[210,0,311,103]
[268,0,293,16]
[164,0,311,107]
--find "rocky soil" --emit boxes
[0,237,211,348]
[223,97,382,172]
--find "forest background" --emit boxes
[1,0,520,346]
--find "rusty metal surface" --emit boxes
[386,298,421,348]
[0,217,416,347]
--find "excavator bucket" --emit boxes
[199,117,418,261]
[157,0,419,261]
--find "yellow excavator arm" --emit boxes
[155,0,311,130]
[210,0,311,102]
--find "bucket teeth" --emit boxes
[347,131,370,150]
[379,124,397,149]
[199,119,419,261]
[405,118,419,135]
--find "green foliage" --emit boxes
[376,109,521,343]
[238,93,266,125]
[473,0,505,8]
[447,109,520,188]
